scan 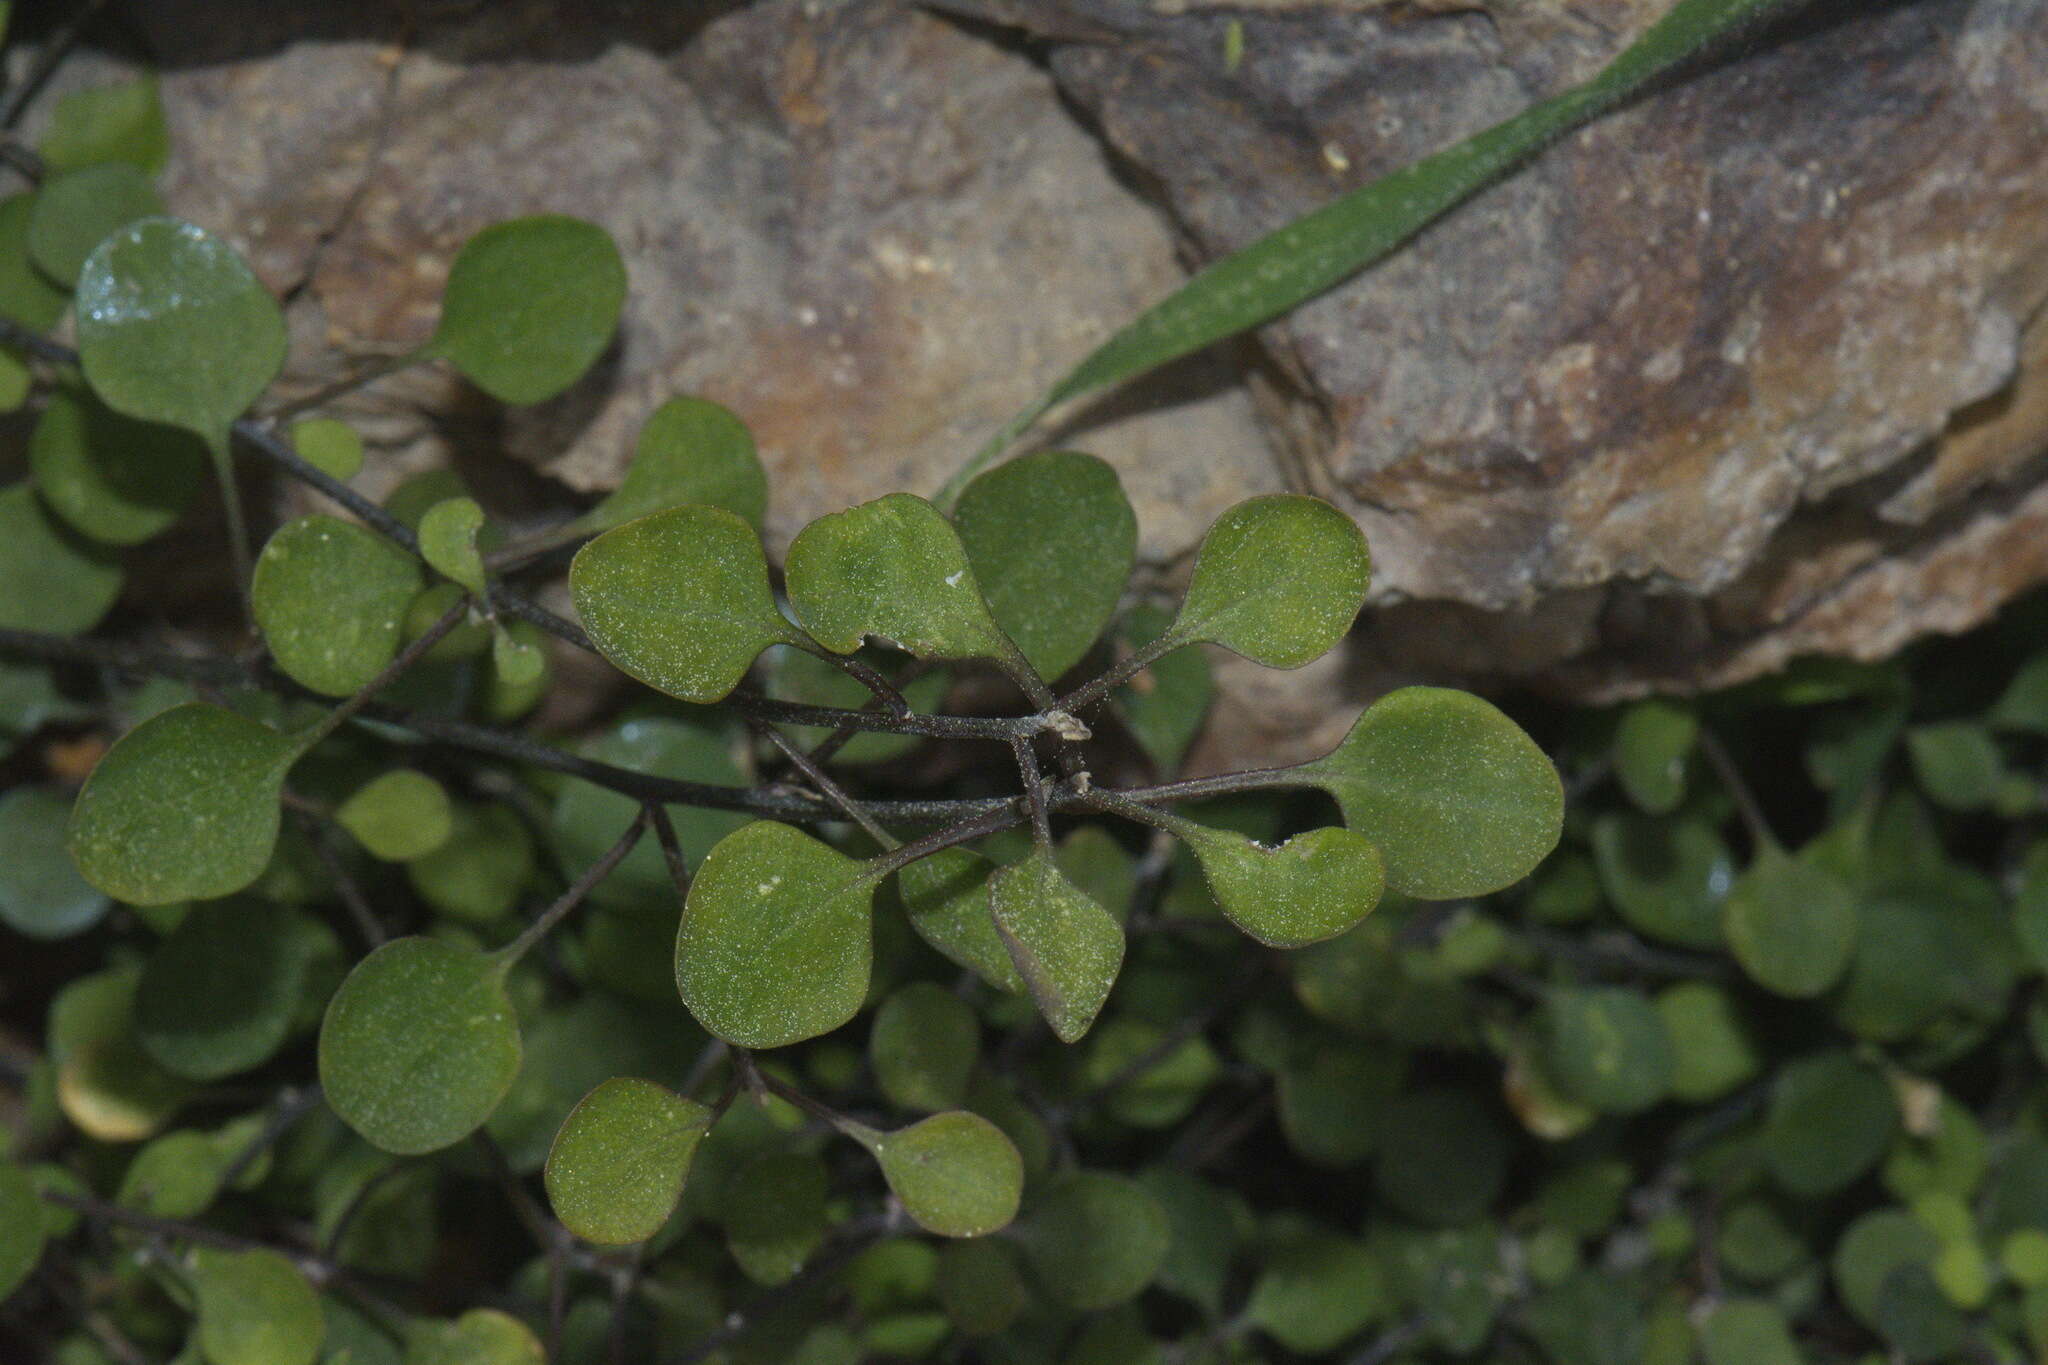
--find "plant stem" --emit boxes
[267,346,427,423]
[301,595,469,749]
[1011,735,1053,850]
[495,809,649,968]
[1057,630,1184,715]
[1695,725,1782,854]
[751,718,895,848]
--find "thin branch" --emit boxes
[1011,735,1053,849]
[496,809,648,966]
[1695,726,1781,854]
[267,348,426,423]
[216,1084,325,1191]
[302,595,468,747]
[751,717,894,848]
[293,807,387,949]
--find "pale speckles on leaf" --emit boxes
[989,849,1123,1043]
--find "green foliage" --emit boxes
[28,163,162,288]
[417,496,487,595]
[580,396,768,532]
[1174,820,1384,948]
[190,1247,324,1365]
[1165,494,1368,669]
[29,384,205,545]
[253,515,423,696]
[0,788,108,938]
[425,214,626,404]
[38,75,169,174]
[0,1159,45,1301]
[544,1078,710,1245]
[134,898,331,1080]
[0,481,121,633]
[334,769,452,862]
[853,1111,1023,1237]
[989,849,1125,1044]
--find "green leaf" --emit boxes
[786,493,1017,665]
[988,848,1125,1043]
[767,646,949,765]
[1766,1050,1898,1197]
[0,788,108,939]
[29,384,205,545]
[1542,986,1672,1116]
[75,217,286,452]
[676,821,877,1048]
[0,194,67,329]
[1833,1210,1940,1330]
[936,1238,1029,1336]
[1300,686,1562,898]
[1905,721,2005,811]
[580,396,769,532]
[426,215,625,405]
[134,900,327,1080]
[0,1159,46,1302]
[48,965,194,1142]
[897,847,1026,993]
[870,982,979,1112]
[544,1077,711,1245]
[570,504,806,704]
[252,515,424,697]
[400,583,489,663]
[0,348,25,412]
[1113,603,1214,773]
[404,1310,543,1365]
[725,1150,828,1285]
[486,621,549,714]
[553,715,745,908]
[1611,699,1697,815]
[1590,812,1731,950]
[0,482,122,634]
[68,703,300,905]
[1721,845,1857,998]
[38,76,170,175]
[417,496,486,595]
[1162,495,1366,668]
[1247,1231,1387,1354]
[27,163,164,289]
[335,770,452,862]
[289,418,362,480]
[1656,982,1759,1103]
[1698,1300,1802,1365]
[1276,1045,1404,1167]
[404,803,535,923]
[1014,1171,1170,1309]
[855,1111,1024,1237]
[190,1247,324,1365]
[1174,821,1384,948]
[1373,1087,1507,1225]
[1832,876,2018,1044]
[954,451,1136,679]
[319,937,523,1154]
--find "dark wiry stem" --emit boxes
[496,810,648,966]
[752,717,894,847]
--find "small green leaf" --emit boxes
[1542,986,1674,1116]
[988,848,1125,1043]
[418,496,486,595]
[29,385,205,546]
[954,451,1136,679]
[897,847,1026,993]
[0,194,67,329]
[725,1150,828,1285]
[1611,698,1697,815]
[319,937,523,1154]
[1113,603,1215,773]
[68,703,300,905]
[0,1159,47,1302]
[335,770,452,862]
[1014,1171,1170,1309]
[553,715,746,909]
[1833,1209,1939,1330]
[1300,687,1562,898]
[1655,982,1759,1103]
[190,1247,324,1365]
[1276,1045,1404,1168]
[0,482,122,634]
[252,515,423,697]
[1175,821,1384,948]
[1083,1017,1220,1129]
[289,417,362,480]
[1767,1050,1898,1197]
[855,1111,1023,1238]
[936,1237,1029,1336]
[405,803,535,923]
[1163,495,1367,668]
[786,493,1016,664]
[1905,721,2005,811]
[870,982,979,1112]
[1698,1300,1801,1365]
[571,504,806,704]
[27,163,164,288]
[404,1310,543,1365]
[48,965,194,1142]
[581,396,768,532]
[544,1077,711,1246]
[1247,1231,1388,1354]
[489,625,544,689]
[1373,1087,1508,1225]
[1721,845,1857,998]
[0,348,26,412]
[485,620,551,719]
[0,788,109,939]
[427,215,625,405]
[134,900,326,1080]
[1590,812,1731,950]
[76,218,287,452]
[38,76,170,175]
[676,821,877,1048]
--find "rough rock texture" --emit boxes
[48,0,2048,771]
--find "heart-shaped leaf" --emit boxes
[544,1077,711,1246]
[426,215,625,405]
[28,385,205,546]
[27,162,164,288]
[1541,986,1674,1116]
[1013,1171,1170,1309]
[0,482,122,634]
[785,493,1014,664]
[1175,821,1384,948]
[38,75,169,175]
[1163,495,1368,668]
[870,982,980,1113]
[335,769,453,863]
[319,936,523,1154]
[954,451,1136,679]
[68,703,301,905]
[135,899,326,1080]
[1721,845,1857,999]
[897,848,1026,993]
[418,496,487,595]
[675,821,877,1048]
[252,515,424,697]
[0,788,109,939]
[853,1111,1023,1237]
[1299,687,1562,899]
[0,194,68,329]
[988,848,1124,1043]
[405,1310,544,1365]
[0,1160,46,1302]
[289,417,363,479]
[580,396,768,532]
[571,504,807,704]
[190,1247,324,1365]
[75,217,286,452]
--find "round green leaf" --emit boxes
[289,418,362,480]
[190,1247,323,1365]
[544,1077,711,1246]
[0,193,68,329]
[0,1159,47,1302]
[725,1150,828,1285]
[1721,846,1856,998]
[1542,986,1673,1116]
[38,76,169,175]
[897,847,1025,993]
[418,496,486,595]
[1699,1300,1801,1365]
[427,215,625,405]
[0,483,122,635]
[1905,721,2004,811]
[570,504,805,704]
[1834,1208,1940,1330]
[490,624,543,690]
[870,982,979,1112]
[335,769,452,863]
[1590,812,1731,950]
[319,937,523,1154]
[1247,1231,1388,1354]
[785,493,1014,663]
[1832,877,2018,1044]
[134,900,327,1080]
[29,384,205,546]
[859,1111,1024,1237]
[1655,982,1759,1103]
[404,803,534,923]
[75,217,287,450]
[988,848,1125,1044]
[0,787,109,938]
[1276,1045,1404,1168]
[1374,1087,1508,1225]
[676,821,877,1048]
[581,396,768,532]
[1766,1050,1898,1197]
[1016,1171,1170,1309]
[48,965,195,1142]
[404,1310,543,1365]
[252,515,424,697]
[1166,494,1368,668]
[68,703,299,905]
[953,450,1136,679]
[1611,698,1696,814]
[1176,821,1384,949]
[936,1237,1029,1336]
[27,163,164,289]
[1301,686,1563,899]
[1081,1017,1220,1130]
